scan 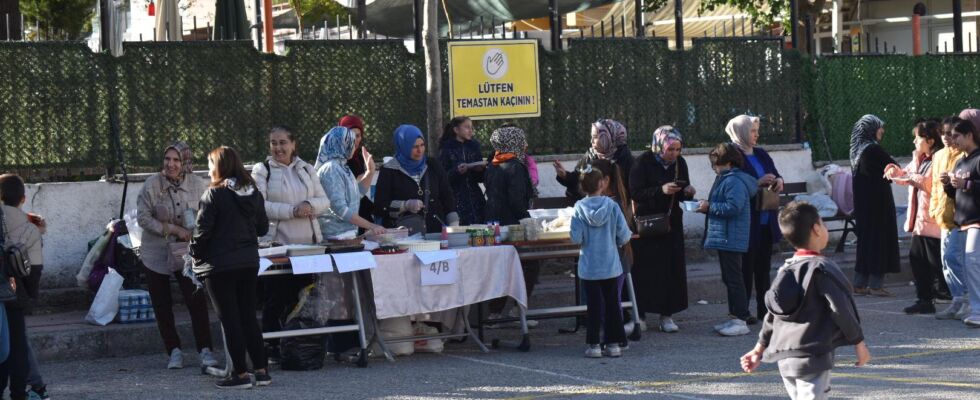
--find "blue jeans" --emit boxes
[965,228,980,318]
[941,228,968,299]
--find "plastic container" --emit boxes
[681,201,700,212]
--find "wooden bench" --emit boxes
[780,182,855,253]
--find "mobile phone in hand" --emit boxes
[674,180,689,188]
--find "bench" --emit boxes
[780,182,855,253]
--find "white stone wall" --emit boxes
[28,145,910,289]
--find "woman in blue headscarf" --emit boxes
[316,126,386,237]
[850,114,901,296]
[374,125,459,233]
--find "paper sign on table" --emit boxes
[258,258,274,276]
[289,254,334,274]
[414,250,458,265]
[332,251,378,273]
[421,258,458,286]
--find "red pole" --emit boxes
[912,15,921,55]
[263,0,273,52]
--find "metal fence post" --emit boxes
[635,0,644,37]
[674,0,684,50]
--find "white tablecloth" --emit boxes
[369,245,527,319]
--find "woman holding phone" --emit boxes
[628,126,694,332]
[554,119,634,201]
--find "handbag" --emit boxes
[396,172,430,235]
[634,165,679,238]
[756,184,780,211]
[0,207,31,280]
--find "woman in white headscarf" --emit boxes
[725,115,784,322]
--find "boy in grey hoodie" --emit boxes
[741,202,871,400]
[570,165,633,358]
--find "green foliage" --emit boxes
[289,0,349,30]
[805,54,980,161]
[19,0,95,39]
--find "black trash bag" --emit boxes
[280,317,328,371]
[279,282,337,371]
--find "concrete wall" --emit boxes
[29,144,910,289]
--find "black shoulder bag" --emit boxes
[634,165,679,238]
[0,207,31,279]
[396,172,430,235]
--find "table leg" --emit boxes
[350,271,370,367]
[625,272,642,341]
[559,276,583,334]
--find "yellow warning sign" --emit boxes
[448,40,541,120]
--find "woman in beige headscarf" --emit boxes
[725,115,784,322]
[136,141,215,370]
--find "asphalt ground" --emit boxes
[31,281,980,400]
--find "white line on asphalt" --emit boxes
[439,353,712,400]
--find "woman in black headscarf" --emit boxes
[850,114,902,296]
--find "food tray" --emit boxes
[366,228,410,244]
[285,245,327,257]
[537,231,571,240]
[396,240,442,252]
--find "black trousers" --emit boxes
[910,235,943,302]
[742,227,774,318]
[584,277,626,345]
[205,269,268,375]
[719,250,751,320]
[144,267,213,354]
[0,302,28,398]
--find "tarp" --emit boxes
[349,0,626,37]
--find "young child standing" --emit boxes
[698,143,758,336]
[570,165,633,358]
[741,202,870,400]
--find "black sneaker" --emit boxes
[904,301,936,315]
[743,315,759,325]
[254,372,272,387]
[215,374,253,389]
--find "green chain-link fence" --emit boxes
[0,38,859,180]
[806,53,980,162]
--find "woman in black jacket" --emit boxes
[190,146,271,389]
[629,126,695,333]
[374,125,459,233]
[438,116,487,225]
[554,119,634,201]
[484,125,537,320]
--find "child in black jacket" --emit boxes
[740,202,871,400]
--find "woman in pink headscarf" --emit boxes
[628,126,695,333]
[554,119,635,201]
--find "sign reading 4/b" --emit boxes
[421,258,458,286]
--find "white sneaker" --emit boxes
[964,315,980,328]
[718,319,750,336]
[584,344,602,358]
[200,347,219,367]
[659,317,679,333]
[602,344,622,358]
[624,321,635,336]
[936,300,962,320]
[956,304,972,321]
[167,348,183,369]
[714,318,735,332]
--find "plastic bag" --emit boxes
[372,317,414,356]
[279,281,337,370]
[412,323,444,353]
[794,194,839,218]
[85,268,124,326]
[123,209,142,248]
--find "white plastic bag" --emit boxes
[794,194,839,218]
[123,209,143,248]
[85,268,124,326]
[412,323,444,353]
[372,317,414,356]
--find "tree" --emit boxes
[644,0,828,36]
[423,0,441,155]
[19,0,95,39]
[284,0,347,34]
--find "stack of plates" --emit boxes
[396,240,442,252]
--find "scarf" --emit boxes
[725,115,758,154]
[849,114,884,167]
[588,119,627,160]
[394,124,427,176]
[651,125,683,165]
[315,126,356,171]
[490,126,528,166]
[163,140,193,185]
[959,108,980,130]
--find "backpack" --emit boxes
[0,207,31,280]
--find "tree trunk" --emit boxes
[423,0,442,156]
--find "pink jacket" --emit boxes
[526,155,540,187]
[900,155,940,238]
